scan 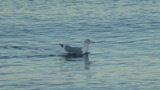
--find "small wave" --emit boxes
[116,41,136,44]
[0,46,25,50]
[11,46,25,50]
[26,54,55,58]
[0,56,19,59]
[0,54,55,59]
[0,45,51,51]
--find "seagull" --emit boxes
[59,39,95,55]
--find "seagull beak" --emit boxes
[91,41,95,43]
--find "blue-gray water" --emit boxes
[0,0,160,90]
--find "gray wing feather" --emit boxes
[64,45,82,54]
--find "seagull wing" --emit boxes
[64,45,82,55]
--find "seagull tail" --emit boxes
[59,44,64,48]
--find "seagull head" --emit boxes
[85,39,95,44]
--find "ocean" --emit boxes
[0,0,160,90]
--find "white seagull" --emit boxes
[59,39,95,55]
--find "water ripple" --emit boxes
[0,0,160,90]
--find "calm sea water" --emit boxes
[0,0,160,90]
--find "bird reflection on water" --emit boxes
[62,53,90,70]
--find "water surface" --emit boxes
[0,0,160,90]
